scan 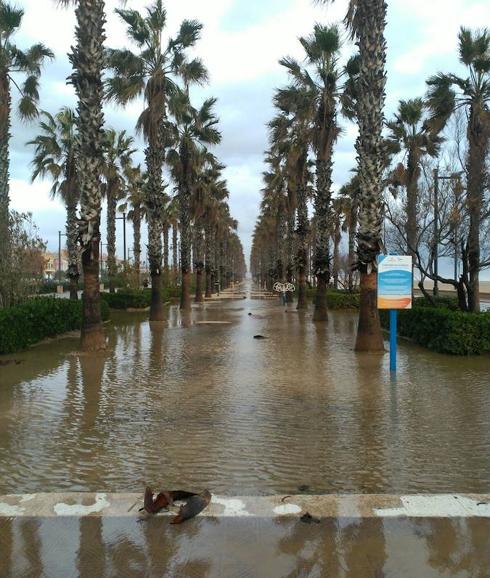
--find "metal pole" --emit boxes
[390,309,397,373]
[123,212,127,265]
[433,168,439,297]
[58,230,62,284]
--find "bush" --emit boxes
[302,286,360,309]
[413,295,460,311]
[0,298,110,354]
[101,287,182,310]
[101,289,151,310]
[381,303,490,355]
[326,290,360,310]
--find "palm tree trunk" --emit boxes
[296,153,309,310]
[65,188,79,300]
[71,0,107,351]
[354,0,387,352]
[163,222,169,286]
[146,143,165,321]
[179,146,192,311]
[406,149,419,299]
[0,67,12,308]
[313,157,333,321]
[286,210,295,302]
[172,224,178,277]
[204,221,212,298]
[348,199,358,292]
[466,107,487,313]
[333,224,341,289]
[132,206,141,285]
[194,222,204,303]
[106,181,117,293]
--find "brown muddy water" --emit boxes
[1,516,489,578]
[0,296,489,495]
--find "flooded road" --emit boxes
[0,294,489,495]
[1,515,489,578]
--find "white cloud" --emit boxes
[392,0,490,75]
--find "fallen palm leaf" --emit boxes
[140,487,198,514]
[171,489,211,524]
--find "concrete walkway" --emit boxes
[1,493,489,518]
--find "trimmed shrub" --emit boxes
[101,289,151,310]
[326,291,360,310]
[101,287,182,310]
[413,295,460,311]
[0,298,110,354]
[381,303,490,355]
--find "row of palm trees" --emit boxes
[252,1,489,349]
[252,0,388,351]
[0,0,245,350]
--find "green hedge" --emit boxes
[0,298,110,354]
[101,287,181,310]
[381,302,490,355]
[302,287,360,309]
[101,289,151,310]
[326,291,360,309]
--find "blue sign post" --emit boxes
[389,310,398,372]
[377,256,413,373]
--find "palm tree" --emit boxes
[271,91,311,310]
[280,25,357,320]
[338,175,360,292]
[59,0,107,350]
[119,165,147,286]
[29,108,80,299]
[317,0,388,351]
[167,91,221,310]
[106,0,208,321]
[102,129,135,293]
[0,1,53,307]
[331,196,345,289]
[426,27,490,312]
[166,195,180,280]
[386,99,442,270]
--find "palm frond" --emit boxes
[0,1,23,37]
[115,7,150,46]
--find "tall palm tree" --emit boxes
[167,91,221,310]
[29,108,80,299]
[102,129,135,293]
[338,175,360,292]
[318,0,388,351]
[271,91,312,310]
[119,165,146,286]
[426,27,490,312]
[59,0,107,350]
[280,26,358,319]
[0,1,53,307]
[386,99,442,269]
[331,196,346,289]
[106,0,208,321]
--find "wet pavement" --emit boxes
[1,515,489,578]
[0,290,490,495]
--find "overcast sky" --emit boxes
[8,0,490,267]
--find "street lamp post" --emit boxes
[432,169,464,297]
